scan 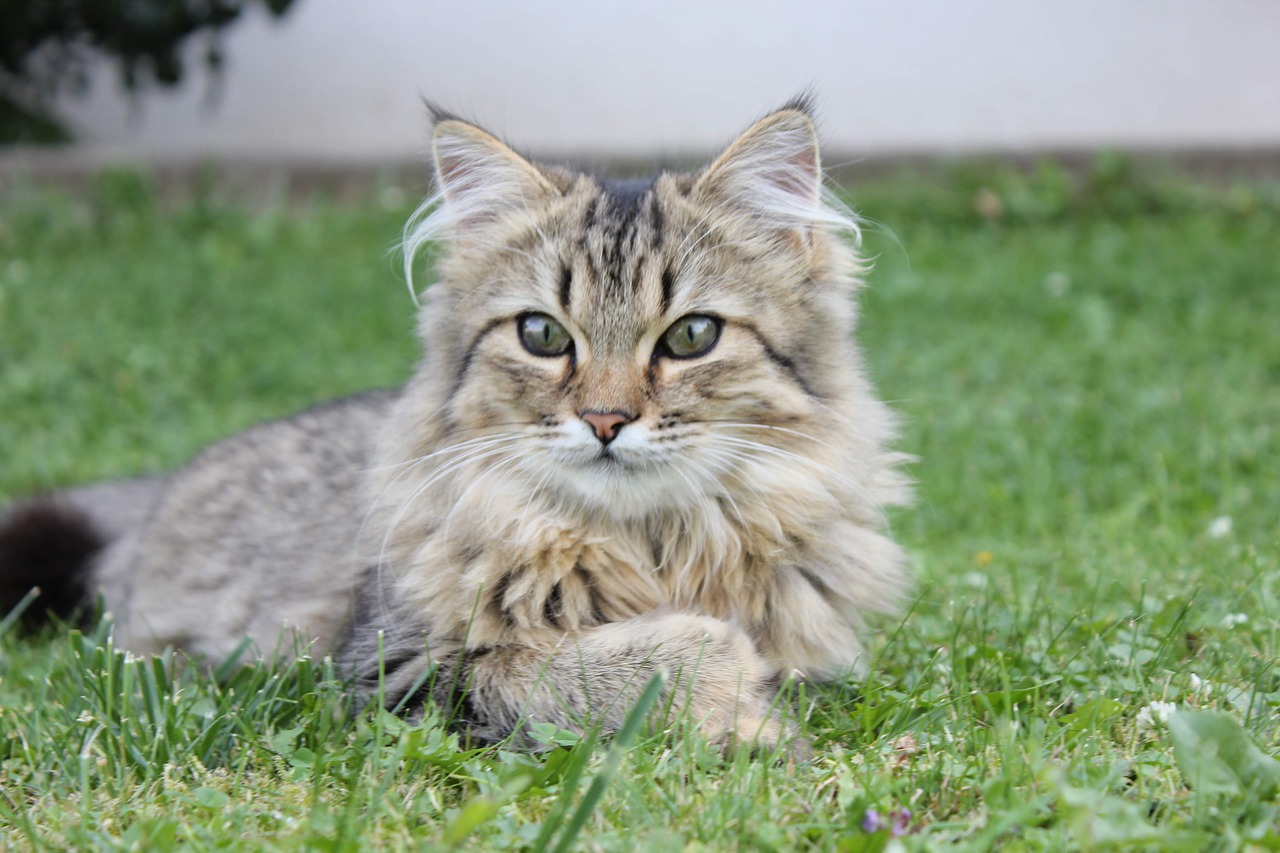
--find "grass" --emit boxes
[1,157,1279,850]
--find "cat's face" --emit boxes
[410,108,862,520]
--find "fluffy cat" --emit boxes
[0,99,910,749]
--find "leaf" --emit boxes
[972,679,1062,715]
[121,817,179,851]
[525,747,576,791]
[1057,783,1158,845]
[269,726,301,755]
[194,786,229,809]
[442,797,501,847]
[837,831,891,853]
[289,747,316,770]
[1245,829,1280,850]
[1059,697,1126,734]
[1168,710,1280,798]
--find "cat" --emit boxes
[0,98,911,750]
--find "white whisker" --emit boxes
[375,442,523,576]
[441,449,527,561]
[709,434,872,501]
[358,432,524,602]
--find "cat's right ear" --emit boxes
[432,120,559,233]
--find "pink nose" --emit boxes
[580,410,634,444]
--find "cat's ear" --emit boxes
[432,118,558,232]
[694,106,824,237]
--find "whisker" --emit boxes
[705,420,822,444]
[357,432,524,579]
[517,453,562,537]
[375,443,522,575]
[480,452,535,520]
[681,457,749,531]
[357,433,524,562]
[363,431,527,474]
[697,446,803,516]
[705,434,874,505]
[441,449,527,562]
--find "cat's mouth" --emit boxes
[548,426,669,478]
[578,444,654,475]
[594,448,631,468]
[551,442,704,518]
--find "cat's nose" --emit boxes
[579,410,635,445]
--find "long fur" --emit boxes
[353,101,911,746]
[0,102,910,751]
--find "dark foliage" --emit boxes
[0,0,298,143]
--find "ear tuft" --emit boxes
[776,90,818,121]
[694,107,830,236]
[422,98,461,126]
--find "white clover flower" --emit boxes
[1136,700,1177,731]
[1207,516,1233,538]
[1222,613,1249,628]
[1189,673,1213,696]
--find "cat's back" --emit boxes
[95,388,399,663]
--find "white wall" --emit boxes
[53,0,1280,161]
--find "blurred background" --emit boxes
[4,0,1279,172]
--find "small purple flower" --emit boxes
[861,807,912,836]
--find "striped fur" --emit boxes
[349,102,911,747]
[0,101,910,751]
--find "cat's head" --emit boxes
[402,101,877,521]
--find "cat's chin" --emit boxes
[554,457,706,520]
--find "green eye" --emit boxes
[518,313,573,357]
[660,314,722,359]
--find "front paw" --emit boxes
[685,694,810,760]
[630,613,806,757]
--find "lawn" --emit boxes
[1,158,1278,850]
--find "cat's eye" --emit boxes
[518,312,573,357]
[660,315,722,359]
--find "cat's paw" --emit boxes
[682,688,813,761]
[630,612,806,758]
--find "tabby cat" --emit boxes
[0,99,910,749]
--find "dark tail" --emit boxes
[0,500,105,630]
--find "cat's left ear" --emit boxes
[694,105,823,238]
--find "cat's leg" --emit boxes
[366,613,793,750]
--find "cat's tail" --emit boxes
[0,477,165,631]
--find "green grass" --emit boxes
[2,158,1279,850]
